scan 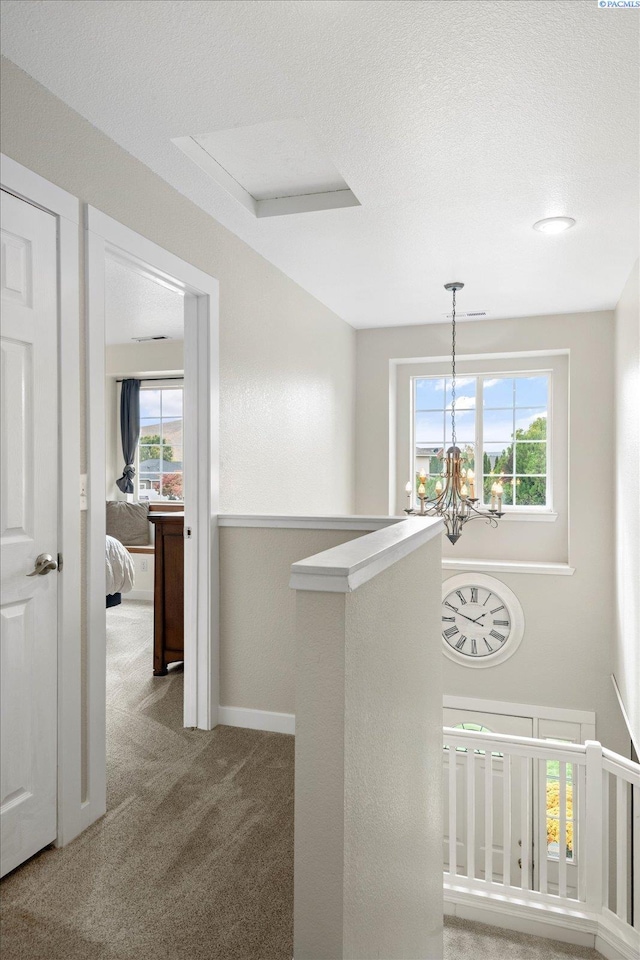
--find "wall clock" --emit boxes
[441,573,524,668]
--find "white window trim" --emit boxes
[136,378,184,504]
[394,351,569,526]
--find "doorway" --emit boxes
[103,260,187,808]
[85,207,219,830]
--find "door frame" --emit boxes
[85,207,220,826]
[1,154,82,846]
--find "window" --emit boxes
[413,373,550,509]
[137,384,183,501]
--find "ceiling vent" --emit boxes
[172,118,360,218]
[132,335,171,342]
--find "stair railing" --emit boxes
[442,727,639,958]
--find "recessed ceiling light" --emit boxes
[533,216,576,235]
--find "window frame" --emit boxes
[135,378,185,504]
[409,368,554,514]
[396,341,573,528]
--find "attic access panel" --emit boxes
[172,118,360,218]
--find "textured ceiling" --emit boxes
[2,0,638,328]
[105,256,184,345]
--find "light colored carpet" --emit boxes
[444,915,599,959]
[0,600,600,960]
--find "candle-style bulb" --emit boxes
[418,482,426,496]
[405,481,412,493]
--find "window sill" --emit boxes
[484,510,558,523]
[442,558,574,576]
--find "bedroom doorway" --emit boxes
[86,208,219,830]
[104,274,186,802]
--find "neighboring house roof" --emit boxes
[139,459,183,472]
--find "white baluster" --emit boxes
[616,776,628,921]
[467,748,475,880]
[484,747,493,883]
[558,760,567,899]
[520,756,530,890]
[577,763,587,903]
[538,757,548,895]
[502,753,511,889]
[601,768,609,910]
[585,741,603,913]
[448,746,457,878]
[633,783,640,930]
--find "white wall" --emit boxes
[293,533,443,960]
[356,311,628,754]
[614,260,640,753]
[126,553,154,601]
[1,57,356,515]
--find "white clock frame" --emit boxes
[441,573,525,668]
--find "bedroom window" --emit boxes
[413,372,551,509]
[137,383,183,501]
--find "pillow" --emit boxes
[106,500,150,546]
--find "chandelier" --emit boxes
[404,281,504,545]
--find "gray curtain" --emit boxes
[116,379,141,494]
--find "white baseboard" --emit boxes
[595,929,637,960]
[218,705,295,735]
[445,892,639,960]
[124,589,153,602]
[444,898,595,949]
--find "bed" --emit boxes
[106,535,135,608]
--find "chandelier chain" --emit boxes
[405,280,503,544]
[451,288,456,450]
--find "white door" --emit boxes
[443,708,534,886]
[1,190,58,877]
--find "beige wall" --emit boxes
[614,260,640,751]
[355,311,628,754]
[1,57,356,515]
[219,527,365,714]
[105,340,184,380]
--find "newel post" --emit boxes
[290,518,444,960]
[585,740,603,914]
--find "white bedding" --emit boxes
[106,535,135,596]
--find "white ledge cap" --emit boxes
[289,516,444,593]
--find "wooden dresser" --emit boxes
[148,511,184,676]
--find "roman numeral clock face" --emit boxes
[441,576,524,668]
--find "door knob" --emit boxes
[27,553,58,576]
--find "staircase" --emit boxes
[442,727,640,960]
